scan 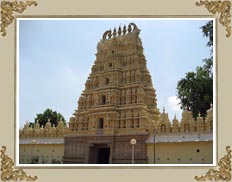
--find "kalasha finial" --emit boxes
[113,28,117,37]
[128,24,132,32]
[118,26,122,36]
[123,25,127,35]
[163,107,165,113]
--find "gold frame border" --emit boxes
[195,146,232,181]
[196,0,231,37]
[1,0,231,38]
[0,0,231,181]
[13,15,218,181]
[0,146,37,181]
[0,0,37,37]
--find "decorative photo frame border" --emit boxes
[0,0,231,182]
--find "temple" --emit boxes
[19,23,213,164]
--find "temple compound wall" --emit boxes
[147,141,213,164]
[19,105,213,164]
[19,119,68,164]
[19,141,64,164]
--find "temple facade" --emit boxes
[19,23,213,164]
[63,23,160,164]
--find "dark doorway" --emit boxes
[88,144,110,164]
[97,148,110,164]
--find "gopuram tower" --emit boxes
[63,23,160,164]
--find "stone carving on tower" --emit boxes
[68,23,160,135]
[172,115,180,133]
[157,107,171,133]
[179,107,195,133]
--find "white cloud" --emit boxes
[168,96,181,112]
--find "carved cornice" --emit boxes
[0,0,37,37]
[196,0,231,37]
[0,146,37,181]
[195,146,232,181]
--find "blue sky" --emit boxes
[18,18,212,128]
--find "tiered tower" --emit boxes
[63,23,160,164]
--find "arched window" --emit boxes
[161,124,166,133]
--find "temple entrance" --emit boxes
[88,144,110,164]
[97,148,110,164]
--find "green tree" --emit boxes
[177,21,213,119]
[201,20,213,48]
[201,20,213,74]
[34,108,66,127]
[177,67,213,119]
